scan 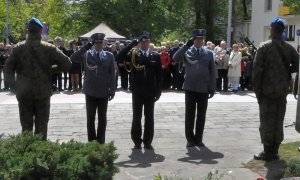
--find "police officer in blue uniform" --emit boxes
[173,29,216,148]
[71,33,116,144]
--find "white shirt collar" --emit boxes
[140,48,150,56]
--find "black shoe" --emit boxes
[254,151,279,161]
[186,142,195,147]
[144,144,154,150]
[134,144,141,149]
[196,142,205,147]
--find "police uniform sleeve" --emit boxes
[172,45,189,63]
[252,45,265,99]
[52,47,72,72]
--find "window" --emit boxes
[286,25,295,41]
[265,0,272,11]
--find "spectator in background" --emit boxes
[0,42,5,91]
[67,40,81,91]
[3,44,13,91]
[228,44,242,93]
[160,46,172,90]
[215,41,230,92]
[53,36,68,91]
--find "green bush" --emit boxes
[285,159,300,177]
[0,132,119,180]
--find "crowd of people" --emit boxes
[0,30,264,93]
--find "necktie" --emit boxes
[197,48,200,55]
[144,52,147,57]
[96,52,100,61]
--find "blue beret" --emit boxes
[192,29,206,38]
[91,33,106,41]
[28,17,43,29]
[271,18,285,29]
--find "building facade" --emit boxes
[250,0,300,48]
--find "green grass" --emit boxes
[244,142,300,179]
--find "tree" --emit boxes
[283,0,300,14]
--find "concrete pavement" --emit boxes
[0,90,299,179]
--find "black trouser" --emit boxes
[86,95,108,144]
[169,64,177,89]
[258,96,286,145]
[185,91,208,144]
[17,96,51,140]
[119,66,128,89]
[79,72,82,89]
[162,68,171,90]
[52,73,62,91]
[239,72,245,90]
[244,76,252,90]
[0,68,2,89]
[216,69,228,91]
[131,94,155,146]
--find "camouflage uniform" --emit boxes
[253,39,299,157]
[5,33,71,139]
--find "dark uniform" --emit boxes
[4,18,71,140]
[253,18,299,160]
[116,33,162,149]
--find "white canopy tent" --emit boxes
[80,22,127,41]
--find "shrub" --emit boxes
[0,132,119,180]
[285,159,300,177]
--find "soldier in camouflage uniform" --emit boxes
[253,18,299,161]
[4,17,71,140]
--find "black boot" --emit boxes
[270,144,280,160]
[254,145,274,161]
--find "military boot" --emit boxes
[270,144,280,160]
[254,145,274,161]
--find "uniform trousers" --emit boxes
[86,95,108,144]
[185,91,208,144]
[17,96,50,140]
[258,96,287,145]
[131,94,155,146]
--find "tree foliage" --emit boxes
[0,0,252,44]
[283,0,300,14]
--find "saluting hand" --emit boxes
[185,38,195,47]
[84,42,94,50]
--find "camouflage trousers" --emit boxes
[258,96,287,145]
[17,96,51,140]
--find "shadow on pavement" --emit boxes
[115,149,165,168]
[178,146,224,164]
[265,160,287,180]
